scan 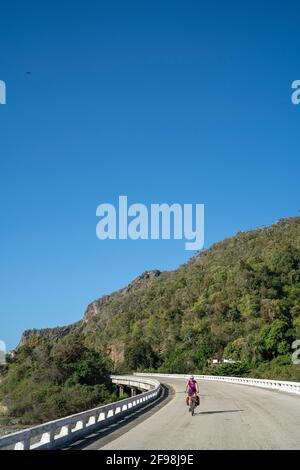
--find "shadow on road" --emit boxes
[62,384,173,450]
[195,409,243,416]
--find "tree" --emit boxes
[257,319,294,359]
[124,339,158,371]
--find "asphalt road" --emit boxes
[99,377,300,450]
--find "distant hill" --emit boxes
[19,217,300,371]
[3,217,300,424]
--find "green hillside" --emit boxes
[1,217,300,424]
[82,217,300,376]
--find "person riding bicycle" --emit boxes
[186,376,199,411]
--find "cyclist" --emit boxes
[185,376,199,411]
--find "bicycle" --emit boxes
[190,396,196,416]
[188,394,199,416]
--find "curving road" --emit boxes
[99,377,300,450]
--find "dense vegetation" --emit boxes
[1,217,300,425]
[84,217,300,380]
[0,332,116,424]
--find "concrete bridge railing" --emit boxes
[0,375,161,450]
[134,373,300,396]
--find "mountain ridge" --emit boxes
[4,216,300,425]
[18,270,163,347]
[17,216,300,371]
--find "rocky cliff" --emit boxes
[17,270,162,349]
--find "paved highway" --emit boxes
[98,377,300,450]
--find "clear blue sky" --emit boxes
[1,1,300,350]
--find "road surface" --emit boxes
[98,377,300,450]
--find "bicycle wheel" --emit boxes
[191,399,195,416]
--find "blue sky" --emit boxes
[0,1,300,350]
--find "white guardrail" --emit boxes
[1,372,298,450]
[134,373,300,396]
[0,375,161,451]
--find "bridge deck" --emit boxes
[95,377,300,450]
